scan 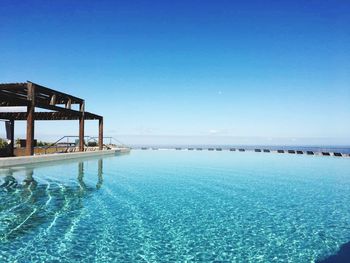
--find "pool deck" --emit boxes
[0,148,130,168]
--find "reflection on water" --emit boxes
[23,168,37,189]
[77,162,87,191]
[97,159,103,190]
[0,158,104,242]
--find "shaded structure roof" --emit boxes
[0,81,102,120]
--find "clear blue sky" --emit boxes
[0,0,349,145]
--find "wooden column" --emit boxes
[98,117,103,150]
[9,119,14,156]
[79,101,85,151]
[26,83,35,156]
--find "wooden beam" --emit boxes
[99,118,103,150]
[66,98,72,109]
[0,90,29,106]
[26,82,35,156]
[0,83,27,89]
[28,81,83,104]
[35,101,82,115]
[50,94,56,105]
[0,111,102,121]
[1,82,82,107]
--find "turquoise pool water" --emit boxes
[0,151,350,262]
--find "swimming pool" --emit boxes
[0,150,349,262]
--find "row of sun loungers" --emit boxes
[260,149,345,157]
[139,147,347,157]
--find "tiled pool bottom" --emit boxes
[0,151,350,262]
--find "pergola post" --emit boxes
[98,117,103,150]
[79,101,85,151]
[26,82,35,156]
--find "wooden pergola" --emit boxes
[0,81,103,156]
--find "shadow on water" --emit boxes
[0,158,104,241]
[317,242,350,263]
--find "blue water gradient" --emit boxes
[0,151,349,262]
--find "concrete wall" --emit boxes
[0,150,120,168]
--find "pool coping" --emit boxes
[0,148,130,168]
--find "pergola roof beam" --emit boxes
[0,81,84,106]
[0,111,102,121]
[28,81,83,104]
[0,90,30,106]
